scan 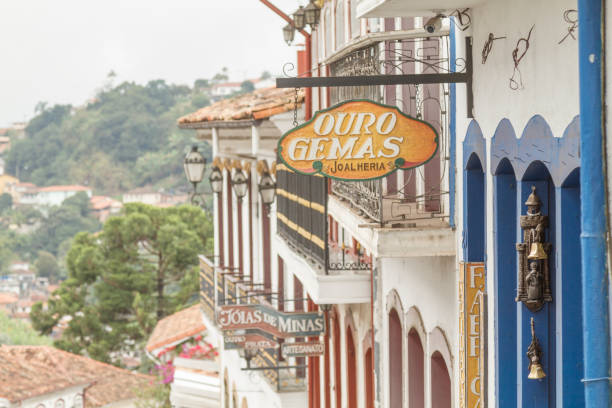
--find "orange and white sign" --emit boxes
[459,262,486,408]
[278,99,438,181]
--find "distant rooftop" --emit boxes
[37,185,91,193]
[146,304,206,353]
[178,87,304,126]
[0,345,152,405]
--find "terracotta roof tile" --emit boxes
[0,293,18,304]
[0,345,152,405]
[178,87,304,125]
[146,304,206,353]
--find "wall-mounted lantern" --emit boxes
[516,186,552,312]
[184,146,206,188]
[209,166,223,194]
[282,23,295,45]
[231,168,249,201]
[304,0,321,28]
[293,6,306,30]
[258,172,276,208]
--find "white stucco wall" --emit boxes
[454,1,580,406]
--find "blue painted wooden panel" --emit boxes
[493,161,518,408]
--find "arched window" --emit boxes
[346,327,357,407]
[364,347,374,408]
[335,0,345,50]
[388,308,403,407]
[431,351,451,408]
[408,329,425,408]
[333,312,342,408]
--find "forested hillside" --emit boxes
[5,79,212,195]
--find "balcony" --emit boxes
[198,255,307,393]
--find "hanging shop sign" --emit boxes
[278,99,439,181]
[281,341,325,358]
[459,262,486,408]
[224,330,279,350]
[217,304,326,338]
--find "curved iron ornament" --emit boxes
[277,99,439,182]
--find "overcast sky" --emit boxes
[0,0,300,126]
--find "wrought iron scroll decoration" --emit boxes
[509,25,535,90]
[558,9,578,44]
[481,33,506,64]
[515,186,552,313]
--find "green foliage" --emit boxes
[28,192,100,257]
[0,193,13,213]
[134,379,171,408]
[0,310,52,346]
[5,80,210,195]
[31,203,213,366]
[35,251,61,282]
[241,80,255,93]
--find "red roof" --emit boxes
[37,185,91,193]
[146,304,206,353]
[0,345,152,405]
[178,87,304,125]
[0,293,18,304]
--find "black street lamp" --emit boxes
[231,169,249,200]
[258,172,276,208]
[304,0,321,28]
[283,23,295,45]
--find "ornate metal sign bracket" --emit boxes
[276,37,474,118]
[516,186,552,312]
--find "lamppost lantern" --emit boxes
[304,0,321,28]
[282,23,295,45]
[258,172,276,207]
[183,146,206,187]
[209,166,223,194]
[293,6,306,30]
[231,169,248,200]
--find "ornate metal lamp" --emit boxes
[283,23,295,45]
[293,6,306,30]
[258,171,276,207]
[516,186,552,312]
[304,0,321,28]
[209,166,223,194]
[231,168,248,200]
[184,146,206,187]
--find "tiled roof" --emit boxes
[0,345,152,405]
[37,185,91,193]
[146,304,206,353]
[178,87,304,125]
[0,293,18,304]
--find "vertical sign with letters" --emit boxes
[459,262,486,408]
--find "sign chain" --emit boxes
[293,87,299,127]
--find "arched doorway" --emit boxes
[431,351,451,408]
[346,326,357,408]
[389,308,403,407]
[407,329,424,408]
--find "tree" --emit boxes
[261,70,272,80]
[0,193,12,213]
[240,80,255,93]
[30,203,213,365]
[35,251,61,282]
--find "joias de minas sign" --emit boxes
[279,99,439,181]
